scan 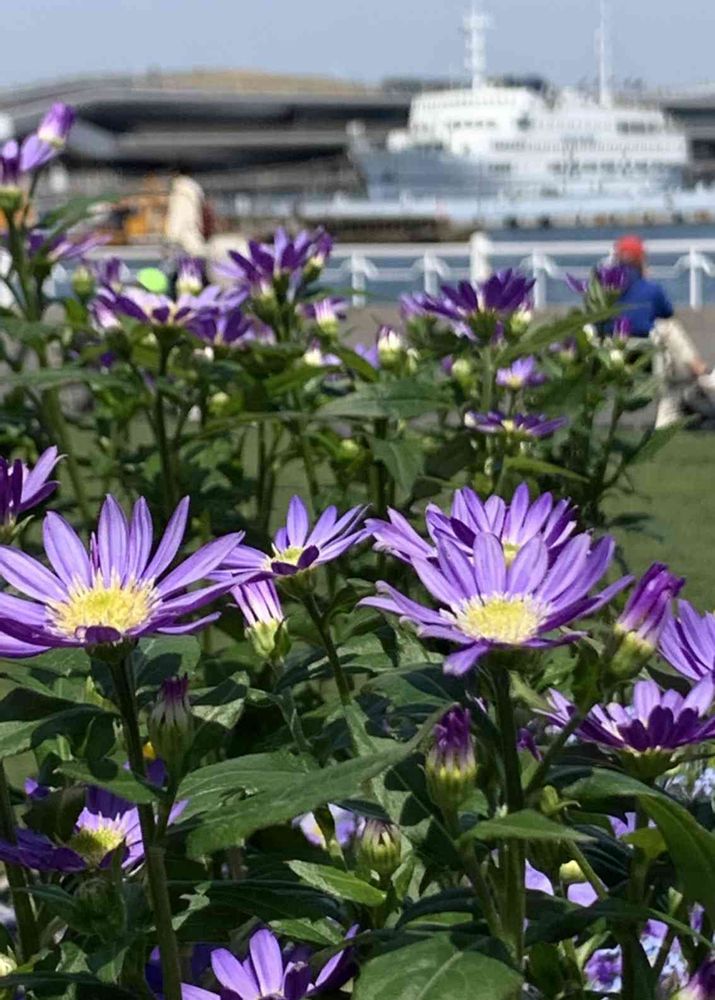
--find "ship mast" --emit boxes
[463,6,491,90]
[596,0,612,107]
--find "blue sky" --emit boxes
[2,0,713,90]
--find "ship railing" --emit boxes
[32,238,715,311]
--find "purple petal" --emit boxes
[285,496,310,548]
[42,512,91,588]
[157,533,244,595]
[143,497,190,581]
[249,929,284,996]
[0,545,66,602]
[211,949,260,999]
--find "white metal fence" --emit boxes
[323,234,715,309]
[39,236,715,311]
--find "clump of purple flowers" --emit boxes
[404,270,534,340]
[217,227,333,304]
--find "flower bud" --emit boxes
[148,675,194,772]
[0,187,22,215]
[75,876,126,940]
[376,325,406,369]
[208,391,230,416]
[336,438,361,463]
[425,707,477,813]
[357,818,401,878]
[71,264,96,300]
[450,357,475,388]
[233,580,289,662]
[609,563,684,679]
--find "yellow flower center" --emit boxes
[454,595,542,644]
[48,574,157,640]
[69,823,126,867]
[502,419,516,434]
[270,545,304,567]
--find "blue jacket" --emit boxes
[614,267,674,336]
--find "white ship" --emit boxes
[352,4,689,202]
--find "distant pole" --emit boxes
[596,0,612,108]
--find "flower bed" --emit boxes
[0,105,711,1000]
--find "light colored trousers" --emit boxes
[651,319,715,427]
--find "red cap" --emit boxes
[615,235,645,265]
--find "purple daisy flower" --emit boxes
[26,228,110,266]
[221,495,366,580]
[216,227,332,300]
[302,340,341,369]
[354,341,380,369]
[614,562,684,653]
[0,782,186,874]
[548,678,715,756]
[465,411,568,439]
[0,446,60,528]
[612,316,633,342]
[96,286,217,339]
[419,272,534,326]
[496,356,547,390]
[659,600,715,681]
[362,530,628,675]
[207,925,357,1000]
[369,485,578,570]
[425,706,477,809]
[0,494,242,650]
[567,263,630,298]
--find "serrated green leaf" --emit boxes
[370,437,424,494]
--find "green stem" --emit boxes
[0,762,39,961]
[525,709,583,796]
[38,377,91,526]
[491,667,525,965]
[271,661,311,755]
[303,592,351,705]
[155,342,179,517]
[444,808,502,939]
[291,417,319,518]
[570,843,608,901]
[110,655,182,1000]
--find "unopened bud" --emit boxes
[0,188,22,215]
[75,876,126,940]
[71,264,95,300]
[358,818,401,878]
[148,675,194,773]
[558,860,585,885]
[425,707,477,813]
[450,357,474,388]
[377,326,406,369]
[539,785,562,818]
[209,391,230,416]
[0,951,16,1000]
[336,438,361,462]
[247,619,290,661]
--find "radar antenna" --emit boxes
[596,0,612,107]
[463,6,491,90]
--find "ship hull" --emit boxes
[353,146,685,201]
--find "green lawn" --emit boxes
[606,430,715,608]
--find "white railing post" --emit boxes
[531,252,548,309]
[469,230,491,283]
[351,254,366,308]
[423,252,437,295]
[688,247,703,310]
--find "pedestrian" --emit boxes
[164,166,207,259]
[612,235,715,427]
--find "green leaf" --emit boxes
[504,455,587,483]
[59,760,159,804]
[567,768,715,923]
[179,750,315,820]
[0,706,107,758]
[462,809,593,844]
[186,740,419,857]
[318,378,449,420]
[370,437,424,494]
[353,934,522,1000]
[169,879,343,925]
[334,345,379,382]
[0,973,135,998]
[134,635,202,686]
[288,861,386,906]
